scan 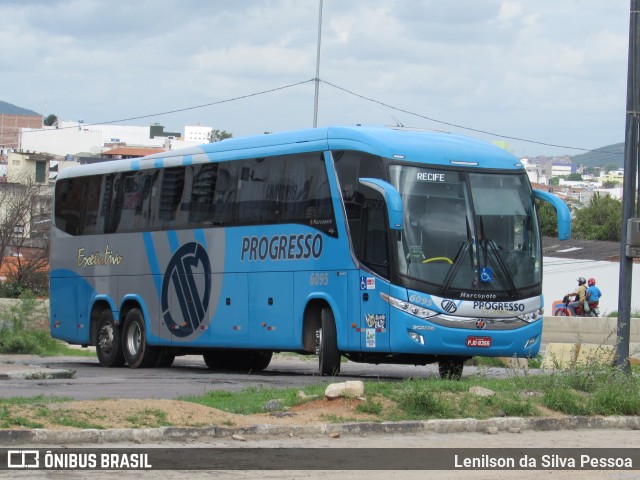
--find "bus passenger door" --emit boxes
[358,196,391,352]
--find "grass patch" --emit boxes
[125,409,171,428]
[0,298,62,355]
[180,360,640,423]
[181,384,327,414]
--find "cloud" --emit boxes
[0,0,630,155]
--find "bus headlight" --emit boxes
[517,309,543,323]
[381,293,438,319]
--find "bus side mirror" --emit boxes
[533,189,571,240]
[358,178,404,231]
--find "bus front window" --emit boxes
[389,165,541,295]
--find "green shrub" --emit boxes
[0,298,60,355]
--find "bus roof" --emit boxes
[57,125,523,179]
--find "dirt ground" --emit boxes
[8,396,393,431]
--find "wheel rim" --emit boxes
[98,324,114,353]
[126,322,141,356]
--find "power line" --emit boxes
[320,79,624,155]
[20,79,316,134]
[15,76,623,156]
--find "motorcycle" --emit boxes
[553,294,599,317]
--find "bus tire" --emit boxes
[438,357,464,380]
[95,309,125,368]
[251,350,273,371]
[122,308,158,368]
[319,307,341,376]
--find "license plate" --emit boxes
[466,336,492,348]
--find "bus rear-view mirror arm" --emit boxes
[533,189,571,240]
[359,178,404,231]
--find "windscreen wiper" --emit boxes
[440,240,471,296]
[478,217,517,297]
[483,239,517,298]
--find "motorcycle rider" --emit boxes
[586,278,602,316]
[568,277,588,316]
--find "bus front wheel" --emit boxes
[122,308,158,368]
[95,309,125,367]
[438,357,465,380]
[319,307,341,376]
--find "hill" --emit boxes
[0,100,40,116]
[570,142,625,168]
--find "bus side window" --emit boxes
[80,175,103,235]
[212,163,237,226]
[188,163,218,225]
[157,167,186,229]
[361,195,390,279]
[54,178,82,235]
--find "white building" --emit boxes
[20,122,177,157]
[184,125,213,143]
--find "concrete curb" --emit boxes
[1,415,638,445]
[0,368,75,380]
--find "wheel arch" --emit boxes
[301,294,344,353]
[89,296,117,346]
[119,295,151,329]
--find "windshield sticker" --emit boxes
[77,245,123,267]
[366,329,376,348]
[480,267,494,283]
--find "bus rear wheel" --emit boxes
[319,307,341,376]
[95,309,125,367]
[122,308,158,368]
[438,357,465,380]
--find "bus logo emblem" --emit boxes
[441,300,458,314]
[161,242,211,338]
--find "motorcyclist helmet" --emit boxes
[577,277,586,285]
[588,278,596,286]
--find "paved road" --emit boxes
[2,429,638,479]
[0,353,519,400]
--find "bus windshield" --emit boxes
[389,165,541,295]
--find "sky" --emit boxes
[0,0,631,157]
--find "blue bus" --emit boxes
[50,125,570,378]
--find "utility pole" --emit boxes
[313,0,324,128]
[616,0,640,372]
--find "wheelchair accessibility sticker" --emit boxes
[480,267,493,283]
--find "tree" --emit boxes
[209,129,233,143]
[43,114,58,127]
[535,200,559,237]
[0,177,50,296]
[566,173,583,181]
[549,177,560,186]
[572,193,622,241]
[583,166,601,176]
